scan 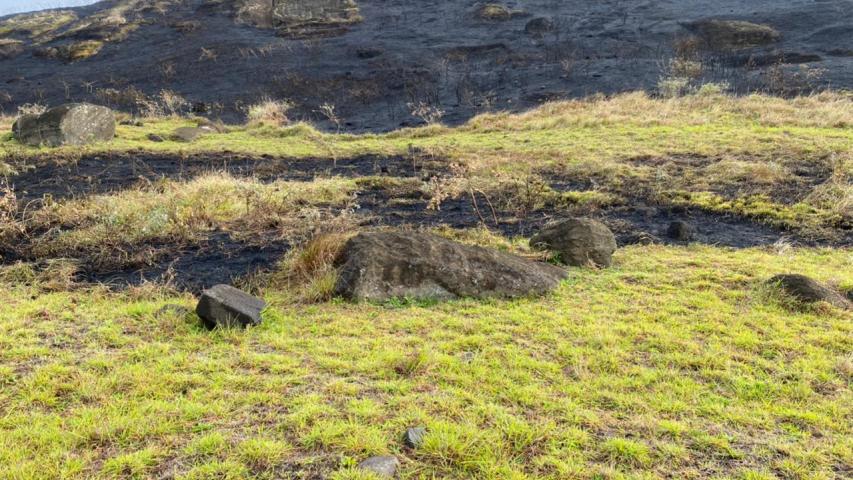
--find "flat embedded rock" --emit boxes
[12,103,115,147]
[170,126,206,143]
[196,284,266,329]
[357,455,399,477]
[333,231,567,302]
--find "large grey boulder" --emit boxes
[196,284,266,329]
[333,232,567,302]
[357,455,399,478]
[530,218,617,268]
[12,103,115,147]
[766,274,851,310]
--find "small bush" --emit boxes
[658,76,691,98]
[247,98,293,126]
[600,437,652,468]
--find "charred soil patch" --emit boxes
[2,152,847,292]
[8,151,437,202]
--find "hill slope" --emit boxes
[1,0,852,130]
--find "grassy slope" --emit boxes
[1,247,851,479]
[0,93,852,479]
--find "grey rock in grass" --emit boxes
[357,455,399,477]
[196,284,266,329]
[530,218,617,268]
[170,126,206,143]
[403,426,427,449]
[334,231,567,302]
[667,220,697,241]
[12,103,115,147]
[147,133,165,142]
[766,274,851,310]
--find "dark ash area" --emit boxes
[4,152,846,293]
[1,0,851,132]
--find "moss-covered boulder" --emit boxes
[12,103,115,147]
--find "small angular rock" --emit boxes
[357,455,399,477]
[530,218,617,268]
[766,274,851,310]
[403,426,426,449]
[667,220,697,241]
[459,351,476,363]
[196,284,266,329]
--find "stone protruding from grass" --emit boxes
[530,218,617,268]
[12,103,115,147]
[766,274,851,310]
[357,455,399,478]
[402,426,426,449]
[196,284,266,329]
[333,232,567,302]
[170,127,207,143]
[667,220,697,241]
[685,19,780,51]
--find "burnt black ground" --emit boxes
[2,0,852,131]
[5,152,846,292]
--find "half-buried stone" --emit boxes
[357,455,399,477]
[12,103,115,147]
[170,126,207,143]
[766,274,851,310]
[333,232,567,302]
[530,218,617,268]
[196,284,266,329]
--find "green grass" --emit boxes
[0,245,850,479]
[0,92,851,478]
